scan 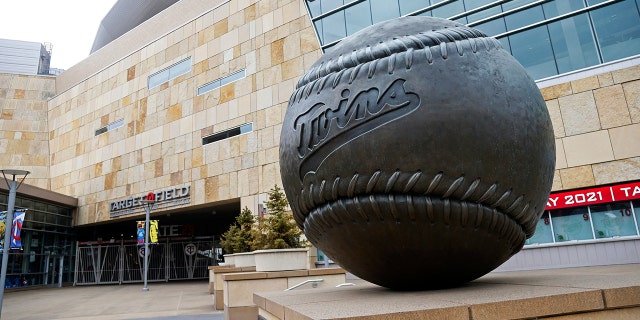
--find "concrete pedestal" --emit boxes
[254,264,640,320]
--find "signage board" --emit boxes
[110,185,190,218]
[546,181,640,210]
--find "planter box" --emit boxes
[222,254,235,266]
[224,252,256,267]
[254,248,308,272]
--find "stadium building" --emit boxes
[0,0,639,287]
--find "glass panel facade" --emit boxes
[633,200,640,232]
[551,207,594,242]
[590,202,637,238]
[399,0,429,15]
[508,26,557,79]
[305,0,640,79]
[547,13,600,74]
[590,0,640,62]
[520,200,640,246]
[526,211,554,245]
[346,1,373,36]
[0,194,75,288]
[323,10,347,44]
[371,0,399,24]
[504,5,544,31]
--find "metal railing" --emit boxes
[285,279,324,291]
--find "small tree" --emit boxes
[252,185,307,249]
[220,206,255,254]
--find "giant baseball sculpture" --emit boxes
[279,16,555,290]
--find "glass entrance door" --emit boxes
[45,255,63,287]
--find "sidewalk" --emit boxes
[1,280,221,320]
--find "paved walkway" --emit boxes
[1,280,222,320]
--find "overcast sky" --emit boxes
[0,0,118,70]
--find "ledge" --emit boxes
[254,264,640,320]
[222,267,345,281]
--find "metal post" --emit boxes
[0,169,29,319]
[143,204,151,291]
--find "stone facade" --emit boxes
[44,0,322,225]
[542,64,640,191]
[0,74,55,189]
[0,0,639,229]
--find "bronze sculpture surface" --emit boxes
[279,16,555,290]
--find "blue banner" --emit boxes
[11,210,26,250]
[137,221,145,246]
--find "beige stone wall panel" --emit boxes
[593,157,640,185]
[571,75,600,94]
[623,80,640,123]
[562,131,614,167]
[541,82,572,100]
[559,165,596,190]
[558,91,601,136]
[594,85,632,129]
[612,64,640,84]
[609,124,640,159]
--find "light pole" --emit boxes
[0,169,29,318]
[139,192,155,291]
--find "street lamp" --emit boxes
[0,169,29,318]
[139,191,156,291]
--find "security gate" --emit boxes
[74,240,215,285]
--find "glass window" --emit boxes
[148,71,169,89]
[432,0,465,19]
[550,207,594,242]
[498,37,511,53]
[148,58,191,89]
[314,20,324,44]
[502,0,540,11]
[169,58,191,79]
[400,0,429,15]
[632,200,640,233]
[465,0,502,23]
[505,5,545,30]
[631,200,640,229]
[508,26,558,79]
[542,0,586,18]
[346,1,373,36]
[322,0,344,14]
[198,69,246,95]
[307,0,322,17]
[322,11,347,44]
[590,202,638,238]
[548,14,600,74]
[590,0,640,62]
[371,0,399,24]
[202,123,253,146]
[474,17,507,36]
[526,211,554,245]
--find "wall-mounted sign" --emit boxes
[110,186,191,218]
[546,181,640,210]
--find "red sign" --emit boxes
[546,181,640,210]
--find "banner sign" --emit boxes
[137,220,160,246]
[150,220,159,243]
[137,221,145,246]
[110,185,190,218]
[0,210,27,251]
[546,181,640,210]
[11,209,26,250]
[0,211,5,251]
